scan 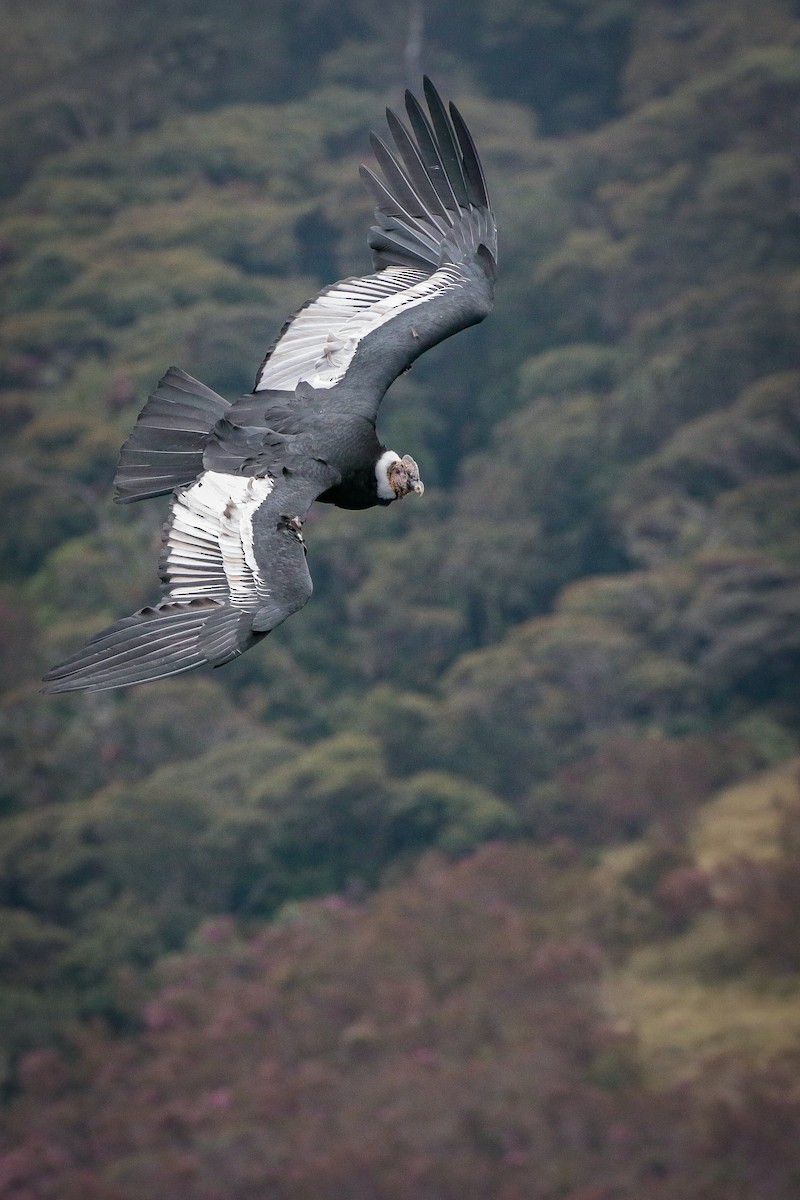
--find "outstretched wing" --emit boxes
[42,468,332,693]
[253,77,496,415]
[159,469,323,633]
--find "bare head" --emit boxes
[376,451,424,501]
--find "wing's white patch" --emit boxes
[255,264,465,393]
[163,472,274,610]
[375,450,401,501]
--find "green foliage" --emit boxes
[0,2,800,1159]
[106,192,302,274]
[622,2,800,107]
[28,526,155,631]
[434,613,703,795]
[0,847,618,1196]
[469,0,637,132]
[0,723,513,1061]
[556,551,800,711]
[531,731,754,845]
[5,844,800,1199]
[615,371,800,565]
[518,342,621,401]
[58,248,272,327]
[0,677,260,811]
[391,770,518,857]
[248,732,515,898]
[0,1,303,196]
[715,784,800,970]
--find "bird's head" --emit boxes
[386,453,424,500]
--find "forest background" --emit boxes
[1,1,800,1196]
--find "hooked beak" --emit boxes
[412,480,425,496]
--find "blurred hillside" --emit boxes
[1,1,800,1195]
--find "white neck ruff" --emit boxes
[375,450,401,500]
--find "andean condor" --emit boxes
[43,79,497,693]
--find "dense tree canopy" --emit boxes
[1,0,799,1193]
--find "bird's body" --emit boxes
[43,79,497,693]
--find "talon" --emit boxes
[278,514,305,542]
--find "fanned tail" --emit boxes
[114,368,231,504]
[41,598,258,693]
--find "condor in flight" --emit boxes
[43,79,497,693]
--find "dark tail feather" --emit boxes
[42,598,257,693]
[114,368,231,504]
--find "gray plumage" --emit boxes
[42,78,497,693]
